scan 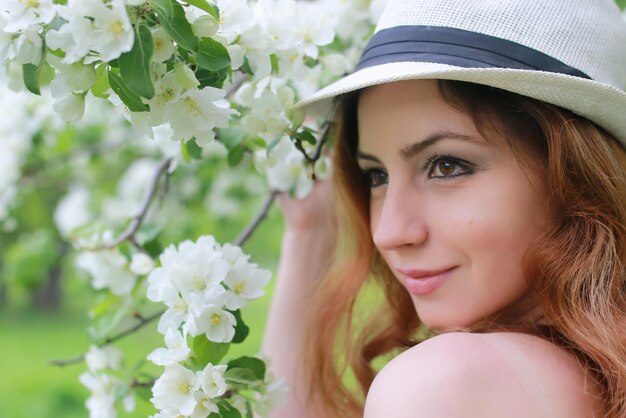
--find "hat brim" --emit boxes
[297,61,626,148]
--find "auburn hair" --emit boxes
[303,80,626,417]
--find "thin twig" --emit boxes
[293,122,332,164]
[225,72,247,98]
[50,310,165,367]
[311,122,331,162]
[81,157,172,251]
[235,190,279,246]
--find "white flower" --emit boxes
[54,186,91,236]
[1,0,55,33]
[148,327,191,366]
[190,391,219,417]
[256,136,314,198]
[52,92,85,123]
[79,372,120,418]
[223,258,271,310]
[130,253,154,275]
[169,252,229,301]
[11,24,43,64]
[151,364,200,416]
[186,305,236,343]
[76,249,136,296]
[123,0,147,5]
[85,345,123,372]
[151,27,175,63]
[217,0,275,77]
[200,363,228,398]
[166,87,236,145]
[46,0,134,63]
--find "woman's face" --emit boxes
[357,80,550,330]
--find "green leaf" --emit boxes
[155,0,199,51]
[218,126,246,150]
[142,238,163,259]
[187,139,203,159]
[227,356,266,381]
[227,144,245,167]
[185,0,220,18]
[270,53,280,73]
[196,37,230,71]
[119,24,155,99]
[192,335,230,366]
[151,0,174,18]
[296,129,316,145]
[231,309,249,343]
[195,67,229,88]
[91,64,110,98]
[108,71,149,112]
[23,63,43,95]
[224,367,259,385]
[216,400,243,418]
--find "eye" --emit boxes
[362,168,388,188]
[426,155,473,179]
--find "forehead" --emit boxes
[356,79,481,152]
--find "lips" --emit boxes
[395,266,455,296]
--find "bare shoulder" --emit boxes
[364,332,600,418]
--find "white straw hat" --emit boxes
[300,0,626,147]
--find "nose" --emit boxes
[371,184,428,251]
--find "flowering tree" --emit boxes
[0,0,385,416]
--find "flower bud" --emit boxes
[192,15,219,38]
[174,63,200,90]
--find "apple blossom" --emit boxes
[223,257,271,310]
[166,87,237,146]
[151,27,175,63]
[151,363,200,416]
[76,248,136,296]
[200,363,228,398]
[129,253,154,275]
[147,327,191,366]
[85,345,124,372]
[0,0,55,33]
[186,304,236,343]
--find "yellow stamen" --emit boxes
[210,313,222,325]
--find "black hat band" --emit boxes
[356,25,591,80]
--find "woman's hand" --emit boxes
[278,179,337,238]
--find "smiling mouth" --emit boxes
[395,266,456,296]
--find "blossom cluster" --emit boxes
[146,236,275,417]
[80,345,136,418]
[0,0,382,198]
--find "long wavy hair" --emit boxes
[304,80,626,417]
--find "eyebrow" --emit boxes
[356,131,475,162]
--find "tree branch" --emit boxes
[235,190,279,247]
[226,72,247,99]
[50,309,165,367]
[293,122,331,164]
[80,157,172,251]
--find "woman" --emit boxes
[262,0,626,417]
